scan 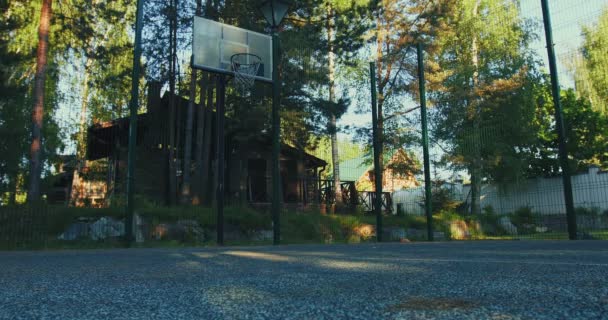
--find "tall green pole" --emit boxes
[541,0,577,240]
[370,62,383,242]
[417,43,434,241]
[216,76,226,245]
[125,0,144,244]
[272,28,282,245]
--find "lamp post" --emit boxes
[258,0,291,245]
[125,0,144,245]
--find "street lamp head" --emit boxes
[257,0,292,28]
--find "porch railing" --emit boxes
[246,176,392,213]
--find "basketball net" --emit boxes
[231,54,261,96]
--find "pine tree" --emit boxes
[27,0,53,203]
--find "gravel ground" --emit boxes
[1,241,607,320]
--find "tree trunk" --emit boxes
[28,0,53,203]
[8,174,18,206]
[175,75,183,181]
[196,0,203,16]
[375,13,385,193]
[470,0,482,215]
[201,75,214,205]
[167,0,178,205]
[326,3,341,210]
[193,72,208,205]
[78,57,92,162]
[180,68,197,204]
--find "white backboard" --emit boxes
[192,16,273,83]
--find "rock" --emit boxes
[383,227,407,242]
[150,220,206,242]
[177,220,206,242]
[89,217,125,240]
[498,216,518,235]
[449,220,470,240]
[354,224,376,239]
[58,222,89,240]
[134,214,145,243]
[400,238,411,243]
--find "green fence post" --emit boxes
[370,62,383,242]
[271,28,282,245]
[216,75,226,245]
[125,0,144,245]
[417,43,434,241]
[541,0,577,240]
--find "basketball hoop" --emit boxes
[231,53,262,95]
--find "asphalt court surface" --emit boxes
[1,241,607,319]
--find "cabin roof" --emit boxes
[86,93,326,168]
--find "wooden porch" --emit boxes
[247,177,393,214]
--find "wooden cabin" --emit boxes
[78,85,327,207]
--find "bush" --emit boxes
[575,207,601,216]
[0,205,123,239]
[475,213,508,236]
[433,210,465,238]
[139,206,271,233]
[283,211,343,243]
[429,183,462,214]
[46,206,122,235]
[108,195,164,209]
[483,205,495,215]
[510,206,536,233]
[138,206,213,226]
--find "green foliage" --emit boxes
[430,0,540,185]
[309,137,365,179]
[138,206,271,233]
[572,8,608,115]
[282,209,431,243]
[46,207,122,235]
[575,207,601,217]
[0,205,121,236]
[476,212,508,236]
[386,149,422,178]
[510,206,536,233]
[428,181,462,214]
[283,208,377,243]
[527,87,608,175]
[0,0,64,200]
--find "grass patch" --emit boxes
[3,204,607,250]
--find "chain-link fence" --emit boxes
[2,0,607,249]
[393,0,608,241]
